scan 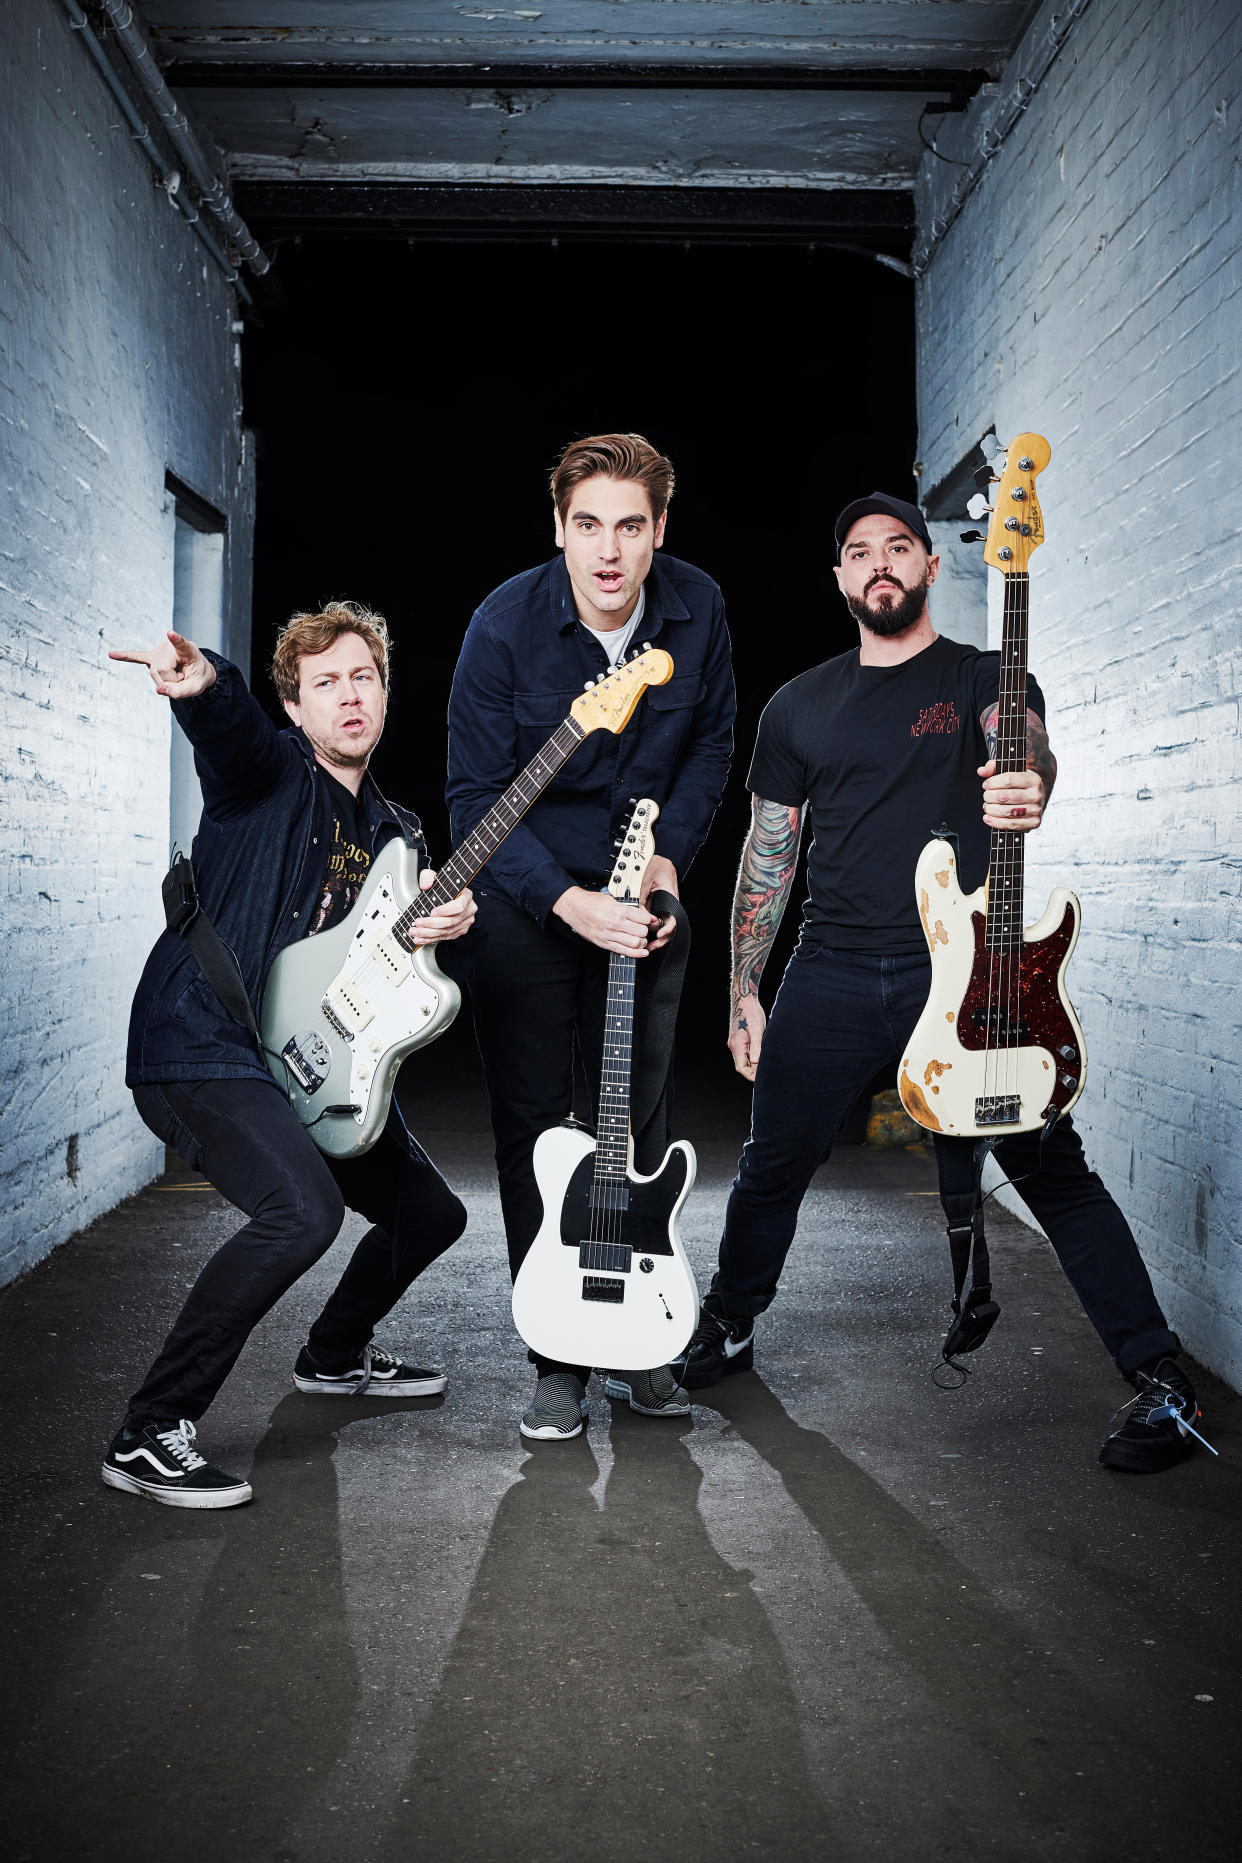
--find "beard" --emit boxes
[306,723,380,772]
[845,570,929,639]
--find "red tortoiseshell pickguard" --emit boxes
[957,904,1081,1110]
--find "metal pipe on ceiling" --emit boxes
[60,0,242,287]
[92,0,271,276]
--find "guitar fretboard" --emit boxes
[593,949,636,1210]
[390,717,586,948]
[986,571,1029,954]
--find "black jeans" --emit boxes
[717,944,1179,1378]
[466,892,664,1384]
[126,1076,467,1429]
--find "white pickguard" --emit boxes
[897,838,1087,1137]
[512,1125,701,1370]
[260,839,461,1158]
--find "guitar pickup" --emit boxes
[368,933,410,983]
[582,1275,625,1304]
[578,1243,632,1273]
[589,1183,630,1212]
[325,977,373,1034]
[975,1094,1021,1124]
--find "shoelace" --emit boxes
[1112,1375,1217,1455]
[155,1420,207,1472]
[688,1304,730,1351]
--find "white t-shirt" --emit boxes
[579,585,647,666]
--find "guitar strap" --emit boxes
[162,849,262,1043]
[630,889,690,1175]
[933,1134,1002,1367]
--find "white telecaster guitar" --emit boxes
[511,799,700,1370]
[898,434,1087,1138]
[261,649,673,1158]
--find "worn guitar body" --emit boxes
[512,1125,700,1368]
[898,837,1087,1136]
[261,841,460,1159]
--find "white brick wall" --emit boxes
[0,0,254,1286]
[915,0,1242,1384]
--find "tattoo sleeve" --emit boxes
[731,795,804,1014]
[979,703,1057,801]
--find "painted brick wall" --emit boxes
[0,0,254,1286]
[915,0,1242,1384]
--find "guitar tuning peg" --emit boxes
[971,462,996,490]
[966,492,991,520]
[583,678,596,690]
[642,641,651,651]
[960,529,986,544]
[979,433,1002,461]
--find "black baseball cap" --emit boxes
[834,492,932,559]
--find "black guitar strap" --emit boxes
[934,1134,1002,1367]
[162,849,262,1042]
[630,889,690,1174]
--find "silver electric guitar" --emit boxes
[261,648,674,1158]
[511,799,700,1370]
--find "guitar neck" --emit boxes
[391,716,586,946]
[986,570,1029,953]
[595,949,637,1184]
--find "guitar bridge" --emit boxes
[582,1275,625,1304]
[975,1094,1021,1125]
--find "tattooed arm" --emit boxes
[728,795,805,1081]
[977,704,1057,833]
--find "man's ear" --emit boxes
[653,511,667,551]
[926,552,941,587]
[832,564,845,594]
[553,508,566,549]
[283,697,300,725]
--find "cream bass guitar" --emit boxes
[511,799,700,1369]
[898,434,1087,1138]
[261,648,673,1158]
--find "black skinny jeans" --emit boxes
[466,892,666,1384]
[127,1076,466,1429]
[717,943,1179,1379]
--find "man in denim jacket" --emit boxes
[104,603,475,1507]
[446,434,735,1439]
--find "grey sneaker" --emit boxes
[520,1372,590,1441]
[603,1365,691,1418]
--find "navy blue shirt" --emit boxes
[127,652,425,1085]
[446,552,735,922]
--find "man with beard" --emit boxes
[675,493,1206,1473]
[103,605,475,1506]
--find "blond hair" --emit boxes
[270,601,391,705]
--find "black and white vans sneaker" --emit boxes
[672,1290,756,1391]
[293,1342,447,1398]
[603,1365,691,1417]
[102,1420,252,1509]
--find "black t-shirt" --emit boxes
[746,635,1046,952]
[308,771,373,936]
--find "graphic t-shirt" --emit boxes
[308,771,373,936]
[746,635,1046,952]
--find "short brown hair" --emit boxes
[270,601,391,705]
[550,433,675,524]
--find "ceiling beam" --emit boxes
[235,180,914,255]
[163,61,987,109]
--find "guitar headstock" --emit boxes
[964,432,1052,574]
[570,646,673,735]
[608,797,659,904]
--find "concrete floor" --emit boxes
[1,1050,1239,1863]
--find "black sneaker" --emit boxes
[102,1420,252,1509]
[1099,1359,1213,1472]
[293,1343,447,1398]
[672,1290,755,1391]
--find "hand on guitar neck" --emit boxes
[978,703,1057,832]
[552,853,680,955]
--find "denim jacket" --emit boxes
[445,551,735,923]
[126,652,425,1086]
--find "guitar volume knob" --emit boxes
[1058,1044,1078,1061]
